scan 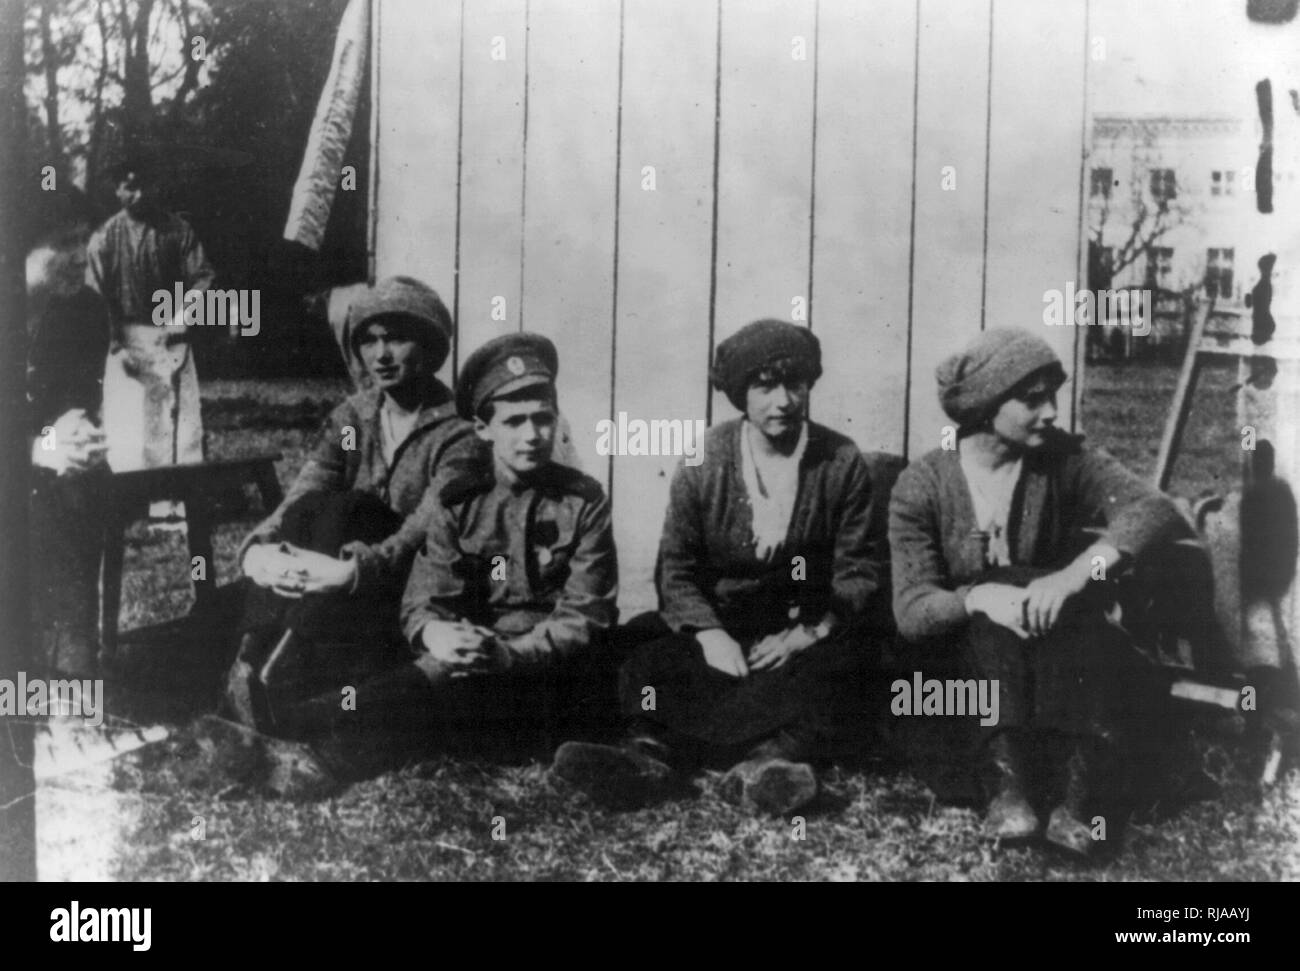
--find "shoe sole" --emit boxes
[744,760,817,816]
[1045,809,1095,857]
[985,795,1040,841]
[551,741,672,810]
[194,715,338,800]
[222,661,261,729]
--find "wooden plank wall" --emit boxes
[373,0,1089,610]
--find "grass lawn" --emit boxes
[46,361,1299,881]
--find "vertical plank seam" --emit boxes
[806,0,820,338]
[978,0,994,332]
[902,0,921,460]
[366,0,381,284]
[452,0,467,382]
[518,0,532,332]
[1071,0,1092,435]
[608,0,627,499]
[705,0,723,426]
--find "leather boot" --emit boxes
[719,732,818,816]
[551,734,678,811]
[220,632,274,730]
[983,731,1040,841]
[1046,739,1108,857]
[193,714,339,801]
[279,661,445,780]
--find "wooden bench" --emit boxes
[101,454,283,657]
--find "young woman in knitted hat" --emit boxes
[888,327,1194,856]
[217,276,480,761]
[553,318,893,815]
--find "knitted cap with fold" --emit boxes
[936,328,1064,428]
[345,276,453,373]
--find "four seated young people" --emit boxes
[199,297,1202,853]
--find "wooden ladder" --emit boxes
[1153,298,1299,784]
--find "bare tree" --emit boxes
[84,0,112,190]
[168,0,202,124]
[115,0,156,149]
[1087,128,1205,360]
[1089,134,1197,292]
[36,0,65,172]
[23,0,214,189]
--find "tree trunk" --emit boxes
[168,0,202,125]
[85,0,112,191]
[37,0,64,176]
[120,0,155,151]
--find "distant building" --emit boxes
[1086,114,1291,356]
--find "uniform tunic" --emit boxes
[402,459,619,670]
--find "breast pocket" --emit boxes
[532,513,579,593]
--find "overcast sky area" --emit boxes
[1090,0,1294,122]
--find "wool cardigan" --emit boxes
[656,417,888,637]
[888,428,1190,643]
[240,376,478,592]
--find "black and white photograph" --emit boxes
[0,0,1297,898]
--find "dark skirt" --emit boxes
[617,613,885,763]
[955,564,1168,742]
[886,564,1179,804]
[235,489,411,703]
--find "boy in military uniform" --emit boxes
[401,332,618,682]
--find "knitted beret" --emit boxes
[346,276,453,373]
[936,328,1065,428]
[711,319,823,411]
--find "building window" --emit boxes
[1205,248,1234,300]
[1150,168,1177,205]
[1211,170,1236,196]
[1091,167,1113,199]
[1146,246,1174,291]
[1088,244,1115,288]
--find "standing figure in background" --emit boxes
[86,158,215,516]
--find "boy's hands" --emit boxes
[421,619,501,677]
